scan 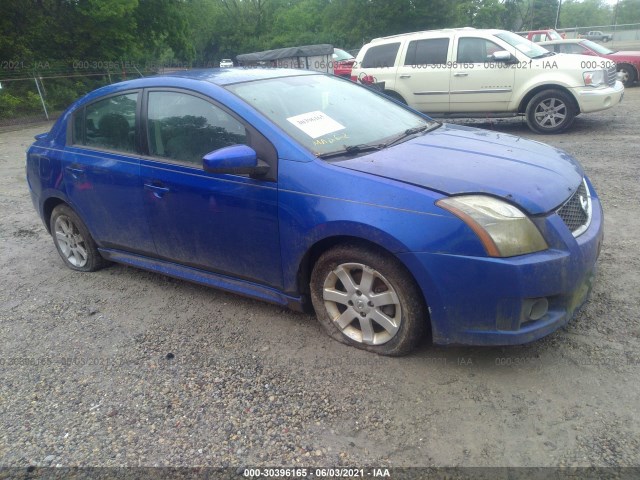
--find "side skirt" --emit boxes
[99,248,305,312]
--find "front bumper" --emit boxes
[573,80,624,113]
[398,193,604,346]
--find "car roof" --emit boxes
[539,39,583,45]
[369,28,507,44]
[66,68,322,109]
[154,68,318,86]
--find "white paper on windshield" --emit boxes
[286,111,345,139]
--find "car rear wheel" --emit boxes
[50,204,107,272]
[310,244,426,356]
[525,89,576,134]
[617,64,637,87]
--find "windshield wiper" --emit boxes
[383,123,438,148]
[532,51,556,59]
[317,143,384,160]
[317,123,439,160]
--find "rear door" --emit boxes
[63,90,155,254]
[357,42,401,92]
[394,37,451,112]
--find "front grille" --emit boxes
[557,179,592,237]
[606,65,617,87]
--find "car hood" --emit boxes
[336,124,584,215]
[610,51,640,60]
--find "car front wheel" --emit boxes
[617,64,637,87]
[50,204,107,272]
[525,89,576,134]
[310,244,426,356]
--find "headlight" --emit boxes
[583,69,605,87]
[437,195,548,257]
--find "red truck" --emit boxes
[517,29,564,43]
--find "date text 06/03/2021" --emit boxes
[242,467,391,478]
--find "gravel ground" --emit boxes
[0,87,639,472]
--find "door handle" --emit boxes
[399,74,411,79]
[144,183,170,198]
[454,72,469,77]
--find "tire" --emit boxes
[617,64,637,87]
[50,204,107,272]
[525,89,576,134]
[310,244,426,356]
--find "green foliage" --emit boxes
[0,89,42,118]
[0,91,21,118]
[617,0,640,25]
[560,0,612,29]
[0,0,633,122]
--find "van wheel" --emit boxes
[50,204,107,272]
[525,89,576,134]
[310,244,426,356]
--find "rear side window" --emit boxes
[404,38,449,65]
[73,93,138,153]
[558,43,586,54]
[361,43,400,68]
[147,91,247,166]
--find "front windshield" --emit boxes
[227,74,434,157]
[495,31,551,58]
[582,39,615,55]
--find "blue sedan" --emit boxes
[26,69,603,355]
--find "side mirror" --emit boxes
[491,51,514,62]
[202,145,269,176]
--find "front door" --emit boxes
[140,89,282,288]
[450,36,516,112]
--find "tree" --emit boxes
[615,0,640,25]
[559,0,612,29]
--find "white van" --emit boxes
[351,28,624,133]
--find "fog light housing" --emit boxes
[522,297,549,323]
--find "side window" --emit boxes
[573,44,588,54]
[404,38,449,66]
[557,44,579,54]
[457,38,504,63]
[80,93,138,153]
[361,43,400,68]
[147,91,247,166]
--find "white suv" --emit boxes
[351,28,624,133]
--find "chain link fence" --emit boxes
[2,24,639,128]
[0,61,214,127]
[558,23,640,41]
